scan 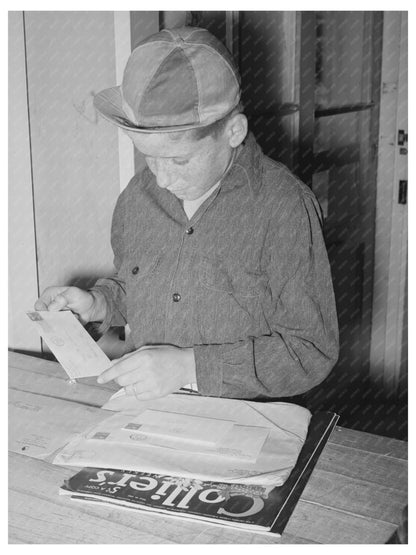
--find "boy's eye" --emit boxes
[173,159,189,166]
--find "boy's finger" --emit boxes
[48,294,68,311]
[97,357,132,384]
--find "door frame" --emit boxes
[369,11,408,398]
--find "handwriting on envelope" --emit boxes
[26,310,111,379]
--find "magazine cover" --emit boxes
[60,411,338,535]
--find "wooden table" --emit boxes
[8,352,408,544]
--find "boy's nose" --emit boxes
[155,168,172,189]
[147,159,172,189]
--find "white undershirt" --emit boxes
[182,180,221,219]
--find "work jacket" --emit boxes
[92,134,339,399]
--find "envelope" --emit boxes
[26,310,111,379]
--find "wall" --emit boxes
[9,12,40,351]
[9,11,122,352]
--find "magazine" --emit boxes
[60,411,338,535]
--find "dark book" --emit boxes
[60,411,338,536]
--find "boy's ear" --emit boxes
[226,113,248,148]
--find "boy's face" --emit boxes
[125,129,234,201]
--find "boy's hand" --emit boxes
[35,286,106,324]
[97,345,196,400]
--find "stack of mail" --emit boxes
[53,394,311,487]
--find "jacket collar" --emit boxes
[220,132,264,195]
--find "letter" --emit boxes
[106,486,122,494]
[89,470,114,483]
[130,477,159,491]
[161,486,185,507]
[150,480,177,500]
[176,487,200,509]
[198,489,226,504]
[217,494,265,518]
[108,473,135,487]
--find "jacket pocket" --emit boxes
[199,258,264,298]
[196,258,270,343]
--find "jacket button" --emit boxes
[172,293,181,302]
[132,266,139,275]
[185,227,194,235]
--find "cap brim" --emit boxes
[94,87,219,133]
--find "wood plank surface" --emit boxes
[8,352,408,544]
[301,468,406,523]
[328,425,408,460]
[285,500,397,544]
[9,453,300,544]
[9,364,117,409]
[316,442,407,488]
[8,451,397,545]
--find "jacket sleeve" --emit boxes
[193,191,339,399]
[89,190,128,334]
